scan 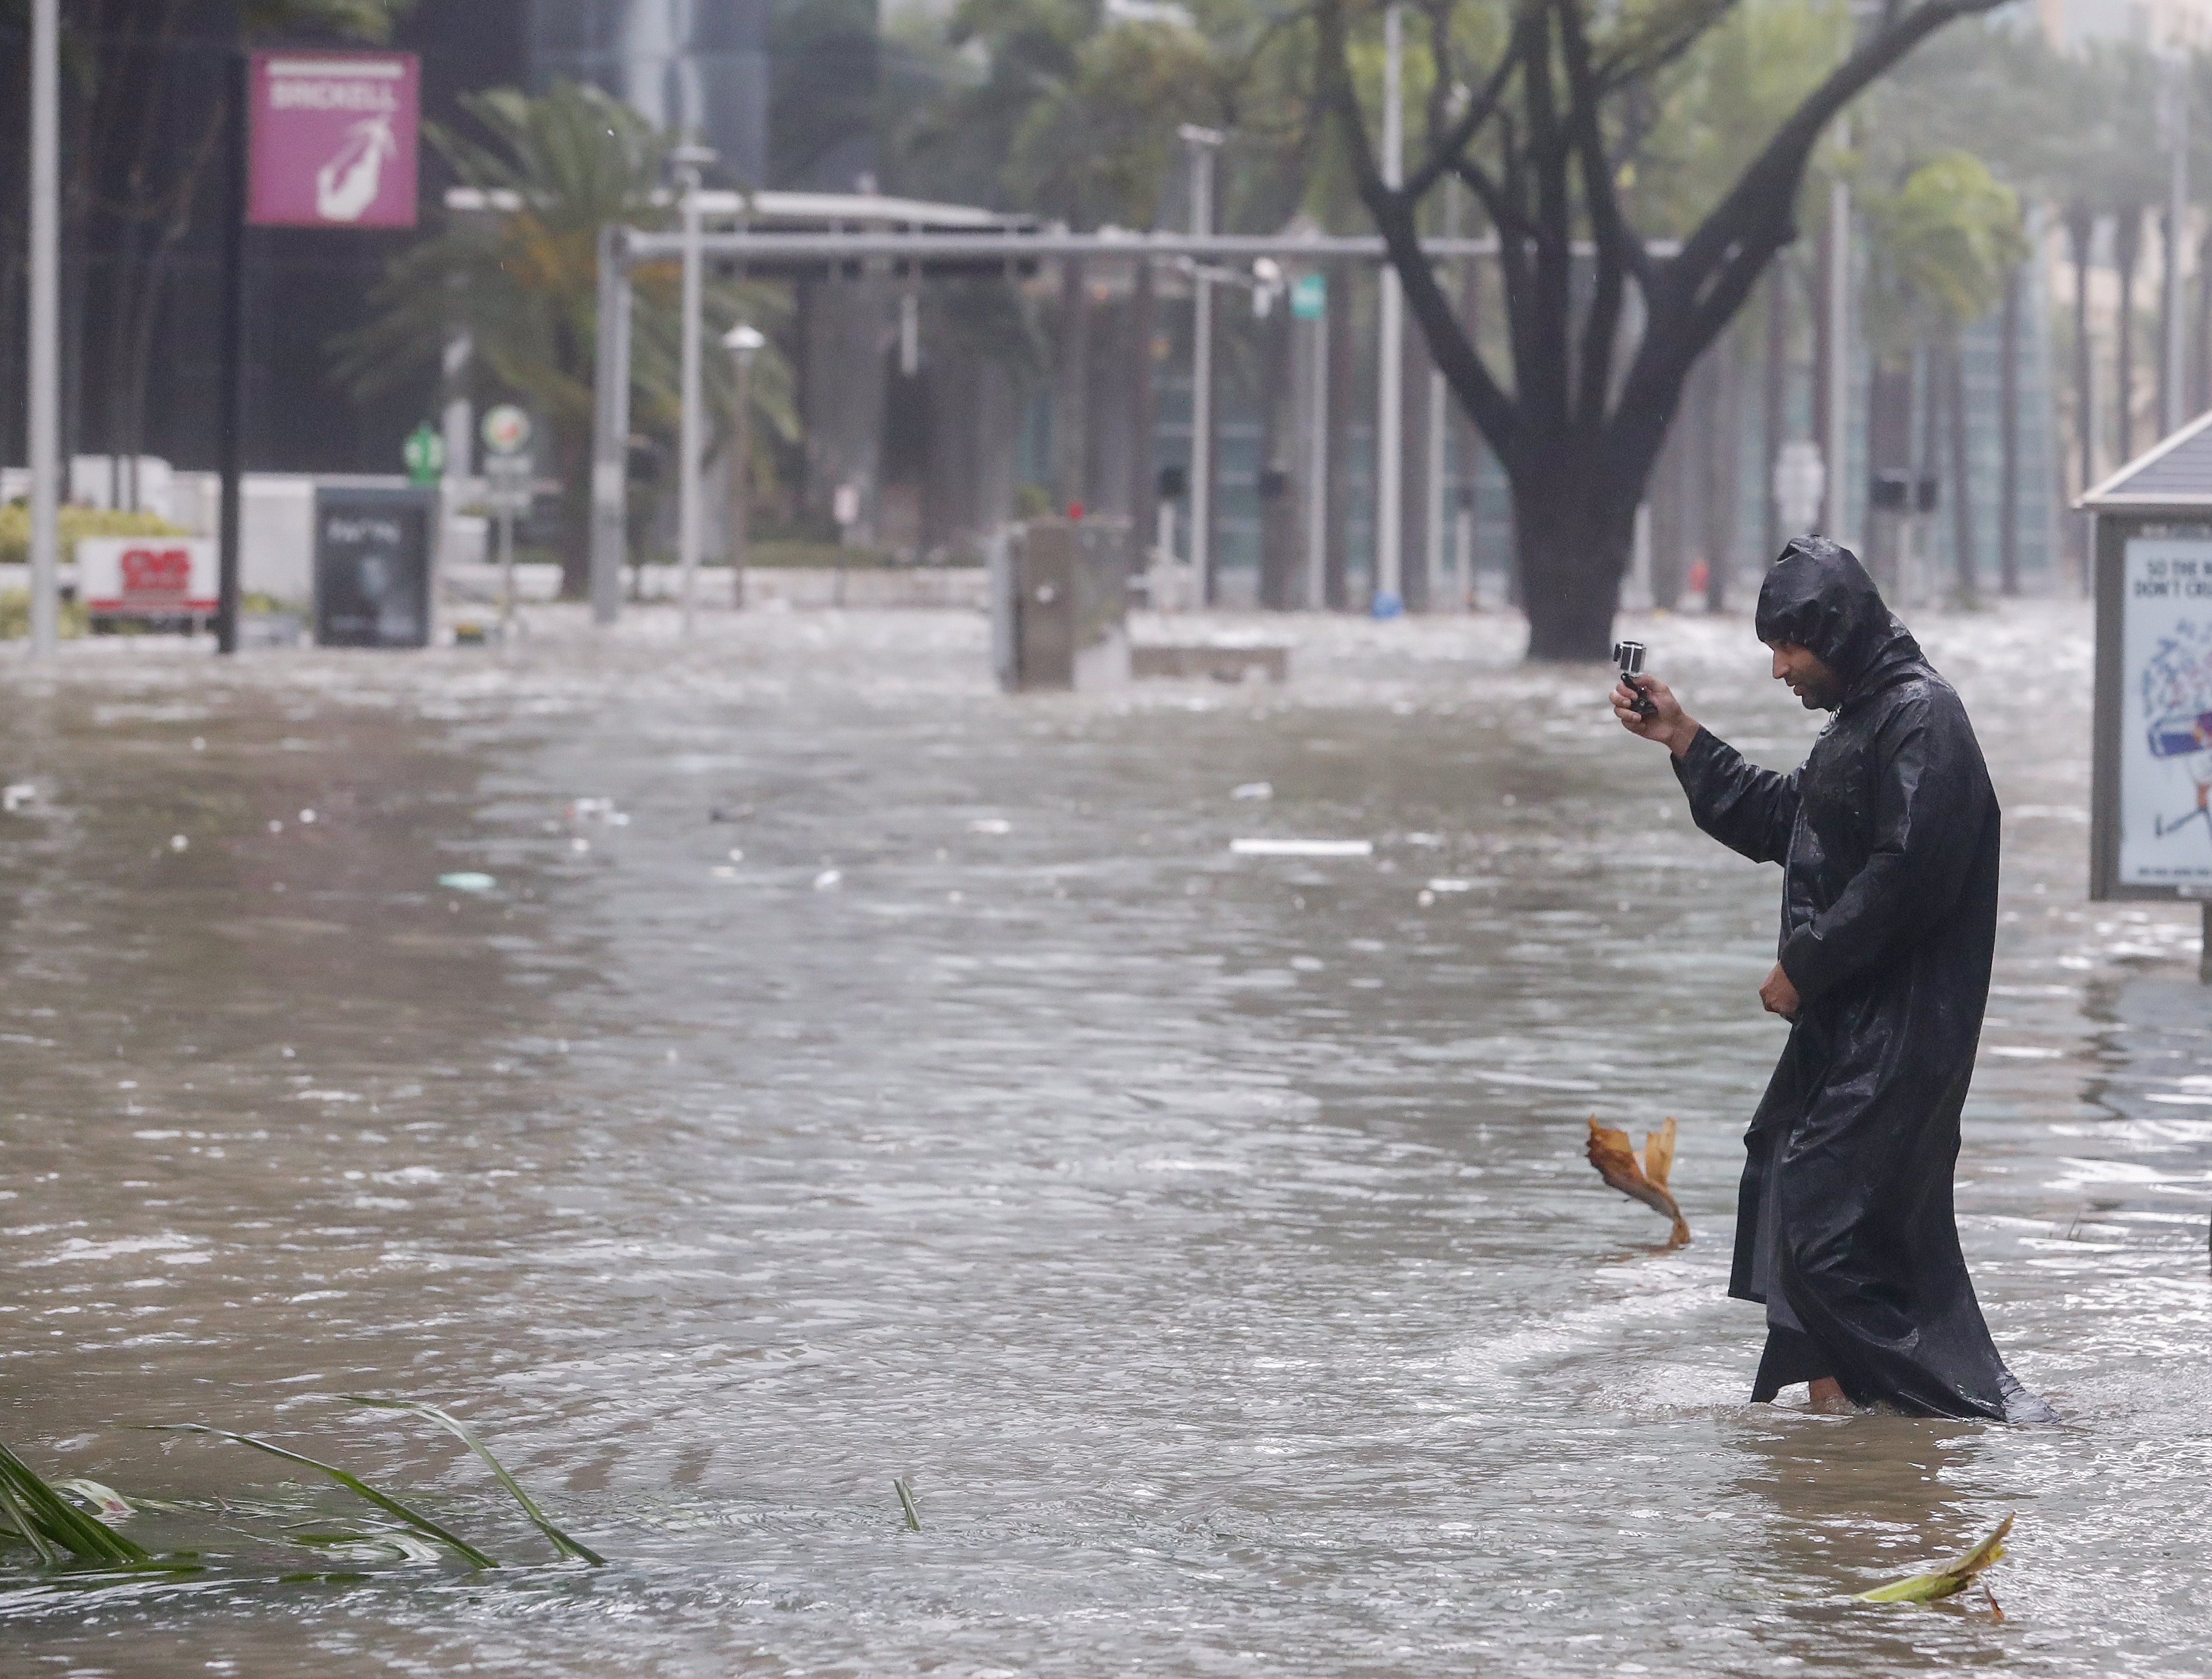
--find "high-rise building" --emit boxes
[529,1,773,189]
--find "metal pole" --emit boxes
[26,0,61,657]
[1306,276,1329,612]
[677,161,706,636]
[724,324,762,612]
[1823,120,1851,545]
[216,49,249,656]
[589,228,632,626]
[498,504,516,643]
[1376,3,1405,609]
[1181,126,1222,606]
[2164,54,2189,437]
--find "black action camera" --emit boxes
[1613,639,1657,718]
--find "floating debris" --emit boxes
[1230,838,1372,858]
[1854,1514,2014,1604]
[968,818,1012,835]
[1426,877,1477,893]
[345,1397,604,1565]
[169,834,189,853]
[148,1424,498,1570]
[0,1442,149,1567]
[2,783,35,813]
[437,873,497,893]
[1231,782,1273,800]
[814,868,843,890]
[1584,1116,1689,1245]
[894,1478,922,1532]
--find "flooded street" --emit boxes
[2,599,2206,1676]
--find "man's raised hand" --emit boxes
[1611,673,1699,758]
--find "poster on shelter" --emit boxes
[249,53,419,229]
[2119,535,2212,887]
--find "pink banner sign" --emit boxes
[249,52,420,229]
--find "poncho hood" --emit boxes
[1754,537,1923,705]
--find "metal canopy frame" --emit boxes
[587,224,1510,624]
[586,220,1672,622]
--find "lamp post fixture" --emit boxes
[723,322,765,611]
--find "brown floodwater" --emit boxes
[0,599,2204,1676]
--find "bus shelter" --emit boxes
[2079,410,2212,978]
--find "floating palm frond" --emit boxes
[148,1425,497,1569]
[0,1443,150,1567]
[1854,1514,2014,1603]
[344,1397,605,1565]
[1585,1115,1691,1245]
[894,1478,922,1532]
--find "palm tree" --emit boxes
[1860,150,2025,604]
[333,81,792,595]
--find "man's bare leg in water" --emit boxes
[1807,1377,1846,1406]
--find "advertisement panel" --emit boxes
[2117,533,2212,889]
[249,52,420,229]
[313,487,434,648]
[76,537,218,620]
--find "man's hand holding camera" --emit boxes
[1609,670,1700,758]
[1610,650,1798,1021]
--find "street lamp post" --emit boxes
[723,323,764,611]
[1179,124,1224,606]
[26,0,60,657]
[673,143,716,637]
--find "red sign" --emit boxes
[249,52,419,229]
[77,537,218,615]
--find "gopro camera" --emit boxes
[1612,639,1657,718]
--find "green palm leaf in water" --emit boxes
[344,1397,606,1565]
[1854,1513,2014,1603]
[148,1425,498,1569]
[0,1443,150,1567]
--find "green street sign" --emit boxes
[1290,272,1326,320]
[402,421,445,486]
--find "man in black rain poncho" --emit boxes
[1613,537,2053,1423]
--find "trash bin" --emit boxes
[313,486,436,648]
[991,516,1132,692]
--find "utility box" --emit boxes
[314,486,436,648]
[991,516,1132,691]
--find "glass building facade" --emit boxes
[531,0,773,187]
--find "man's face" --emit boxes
[1768,641,1843,710]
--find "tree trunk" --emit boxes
[1258,300,1296,609]
[2195,223,2212,419]
[1703,327,1743,611]
[2067,202,2096,579]
[1813,205,1833,528]
[1401,286,1431,611]
[1648,401,1687,615]
[1459,245,1483,605]
[1998,261,2020,597]
[558,424,592,598]
[1760,263,1788,571]
[1946,339,1976,604]
[1653,360,1696,611]
[2115,205,2140,466]
[1513,458,1640,660]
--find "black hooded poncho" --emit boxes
[1672,538,2052,1423]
